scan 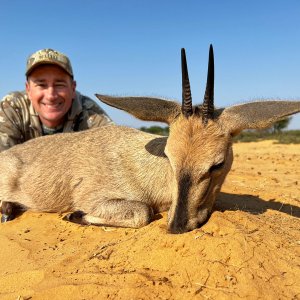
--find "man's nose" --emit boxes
[45,87,58,100]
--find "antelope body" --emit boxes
[1,45,300,233]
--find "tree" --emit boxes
[271,117,291,133]
[139,126,169,136]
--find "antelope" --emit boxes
[1,45,300,233]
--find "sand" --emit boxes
[0,140,299,300]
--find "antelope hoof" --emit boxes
[63,211,88,225]
[1,214,14,223]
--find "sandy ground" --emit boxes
[0,140,299,300]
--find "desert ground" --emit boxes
[0,140,299,300]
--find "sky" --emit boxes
[0,0,299,129]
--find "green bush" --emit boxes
[139,126,300,144]
[233,130,300,144]
[140,126,169,136]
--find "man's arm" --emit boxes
[0,94,26,152]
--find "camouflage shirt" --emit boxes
[0,91,113,152]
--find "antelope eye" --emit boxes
[209,161,225,173]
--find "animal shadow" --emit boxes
[215,192,300,218]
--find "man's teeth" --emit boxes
[43,103,62,108]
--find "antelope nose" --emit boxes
[168,227,188,234]
[168,219,188,234]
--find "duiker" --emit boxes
[1,45,300,233]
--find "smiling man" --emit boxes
[0,49,113,222]
[0,48,113,151]
[26,64,76,128]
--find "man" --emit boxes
[0,48,113,151]
[0,48,113,221]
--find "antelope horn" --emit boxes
[202,44,214,124]
[181,48,193,118]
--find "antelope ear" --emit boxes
[95,94,181,124]
[219,100,300,136]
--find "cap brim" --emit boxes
[26,60,73,77]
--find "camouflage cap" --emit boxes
[26,48,73,77]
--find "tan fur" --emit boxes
[0,96,299,233]
[3,46,299,233]
[165,115,233,232]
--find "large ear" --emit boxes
[219,100,300,136]
[95,94,181,124]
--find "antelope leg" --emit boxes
[1,202,16,223]
[64,199,154,228]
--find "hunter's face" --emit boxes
[26,64,76,128]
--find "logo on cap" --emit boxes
[26,48,73,77]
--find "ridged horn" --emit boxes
[181,48,193,118]
[202,44,214,124]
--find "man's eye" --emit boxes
[56,83,66,87]
[209,161,225,173]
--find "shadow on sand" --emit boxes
[215,192,300,218]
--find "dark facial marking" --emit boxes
[169,171,192,234]
[209,161,225,173]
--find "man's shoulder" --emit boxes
[79,93,98,109]
[73,91,113,128]
[1,91,30,109]
[78,93,106,114]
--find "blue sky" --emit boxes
[1,0,299,129]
